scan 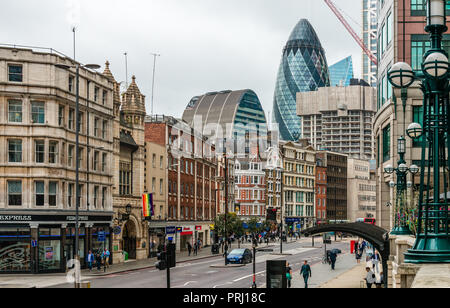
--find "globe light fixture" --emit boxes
[423,52,449,77]
[409,164,420,175]
[388,62,415,88]
[399,163,409,173]
[389,181,396,188]
[407,181,413,188]
[407,122,423,139]
[384,164,395,174]
[427,0,446,27]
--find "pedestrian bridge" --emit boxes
[301,222,390,287]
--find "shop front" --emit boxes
[148,227,165,257]
[0,213,113,274]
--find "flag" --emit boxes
[142,193,154,217]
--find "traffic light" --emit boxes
[267,208,277,221]
[167,243,176,268]
[155,251,167,270]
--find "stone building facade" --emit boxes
[280,140,316,231]
[0,46,114,273]
[102,63,148,263]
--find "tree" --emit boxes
[213,213,244,238]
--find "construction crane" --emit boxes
[324,0,378,66]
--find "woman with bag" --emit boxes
[286,262,292,288]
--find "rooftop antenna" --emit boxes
[150,52,161,116]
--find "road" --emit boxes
[51,239,352,288]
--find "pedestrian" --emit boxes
[364,267,376,288]
[286,262,292,288]
[102,248,110,269]
[96,251,102,271]
[187,242,192,256]
[193,242,198,256]
[371,249,381,272]
[375,272,384,288]
[329,250,337,270]
[355,240,362,264]
[300,260,312,288]
[86,250,94,271]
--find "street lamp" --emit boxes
[55,61,100,287]
[387,0,450,263]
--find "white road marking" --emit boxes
[213,282,233,288]
[232,271,266,282]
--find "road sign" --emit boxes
[31,240,37,248]
[166,226,176,234]
[98,231,106,242]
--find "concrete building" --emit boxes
[297,80,377,160]
[347,158,377,223]
[280,140,316,230]
[373,0,450,231]
[0,46,114,273]
[144,115,219,251]
[362,0,378,87]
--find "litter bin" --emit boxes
[123,251,128,261]
[211,244,219,254]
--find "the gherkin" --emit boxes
[272,19,330,141]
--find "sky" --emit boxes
[0,0,363,120]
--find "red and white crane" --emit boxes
[324,0,378,66]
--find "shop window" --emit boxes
[0,227,31,272]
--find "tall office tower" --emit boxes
[329,56,354,87]
[362,0,378,87]
[272,19,330,142]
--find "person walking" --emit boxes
[375,272,384,288]
[193,242,198,256]
[355,240,363,264]
[371,249,381,273]
[364,267,376,288]
[329,250,337,270]
[187,242,192,256]
[300,260,312,288]
[102,248,110,270]
[86,250,94,272]
[95,251,102,271]
[286,262,292,288]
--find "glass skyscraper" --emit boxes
[329,56,354,87]
[272,19,330,141]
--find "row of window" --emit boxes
[235,175,263,185]
[237,189,265,201]
[5,100,109,139]
[284,176,315,188]
[285,191,315,204]
[6,180,108,208]
[6,139,108,172]
[7,64,110,106]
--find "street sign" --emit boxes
[166,226,176,234]
[98,231,106,242]
[113,226,121,235]
[31,240,37,248]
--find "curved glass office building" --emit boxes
[182,89,267,140]
[272,19,330,141]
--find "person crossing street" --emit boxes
[300,260,312,288]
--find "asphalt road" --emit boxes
[51,240,350,288]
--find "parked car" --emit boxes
[226,249,252,264]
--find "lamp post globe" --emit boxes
[389,181,396,188]
[423,52,449,77]
[409,164,420,175]
[398,163,409,173]
[384,165,394,174]
[406,122,423,139]
[388,62,415,88]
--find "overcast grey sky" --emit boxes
[0,0,363,119]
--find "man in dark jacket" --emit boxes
[329,250,337,270]
[187,242,192,256]
[300,260,312,288]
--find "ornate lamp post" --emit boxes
[384,140,420,235]
[387,0,450,263]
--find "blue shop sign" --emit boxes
[285,218,301,223]
[166,226,176,234]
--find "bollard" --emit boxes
[80,281,91,288]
